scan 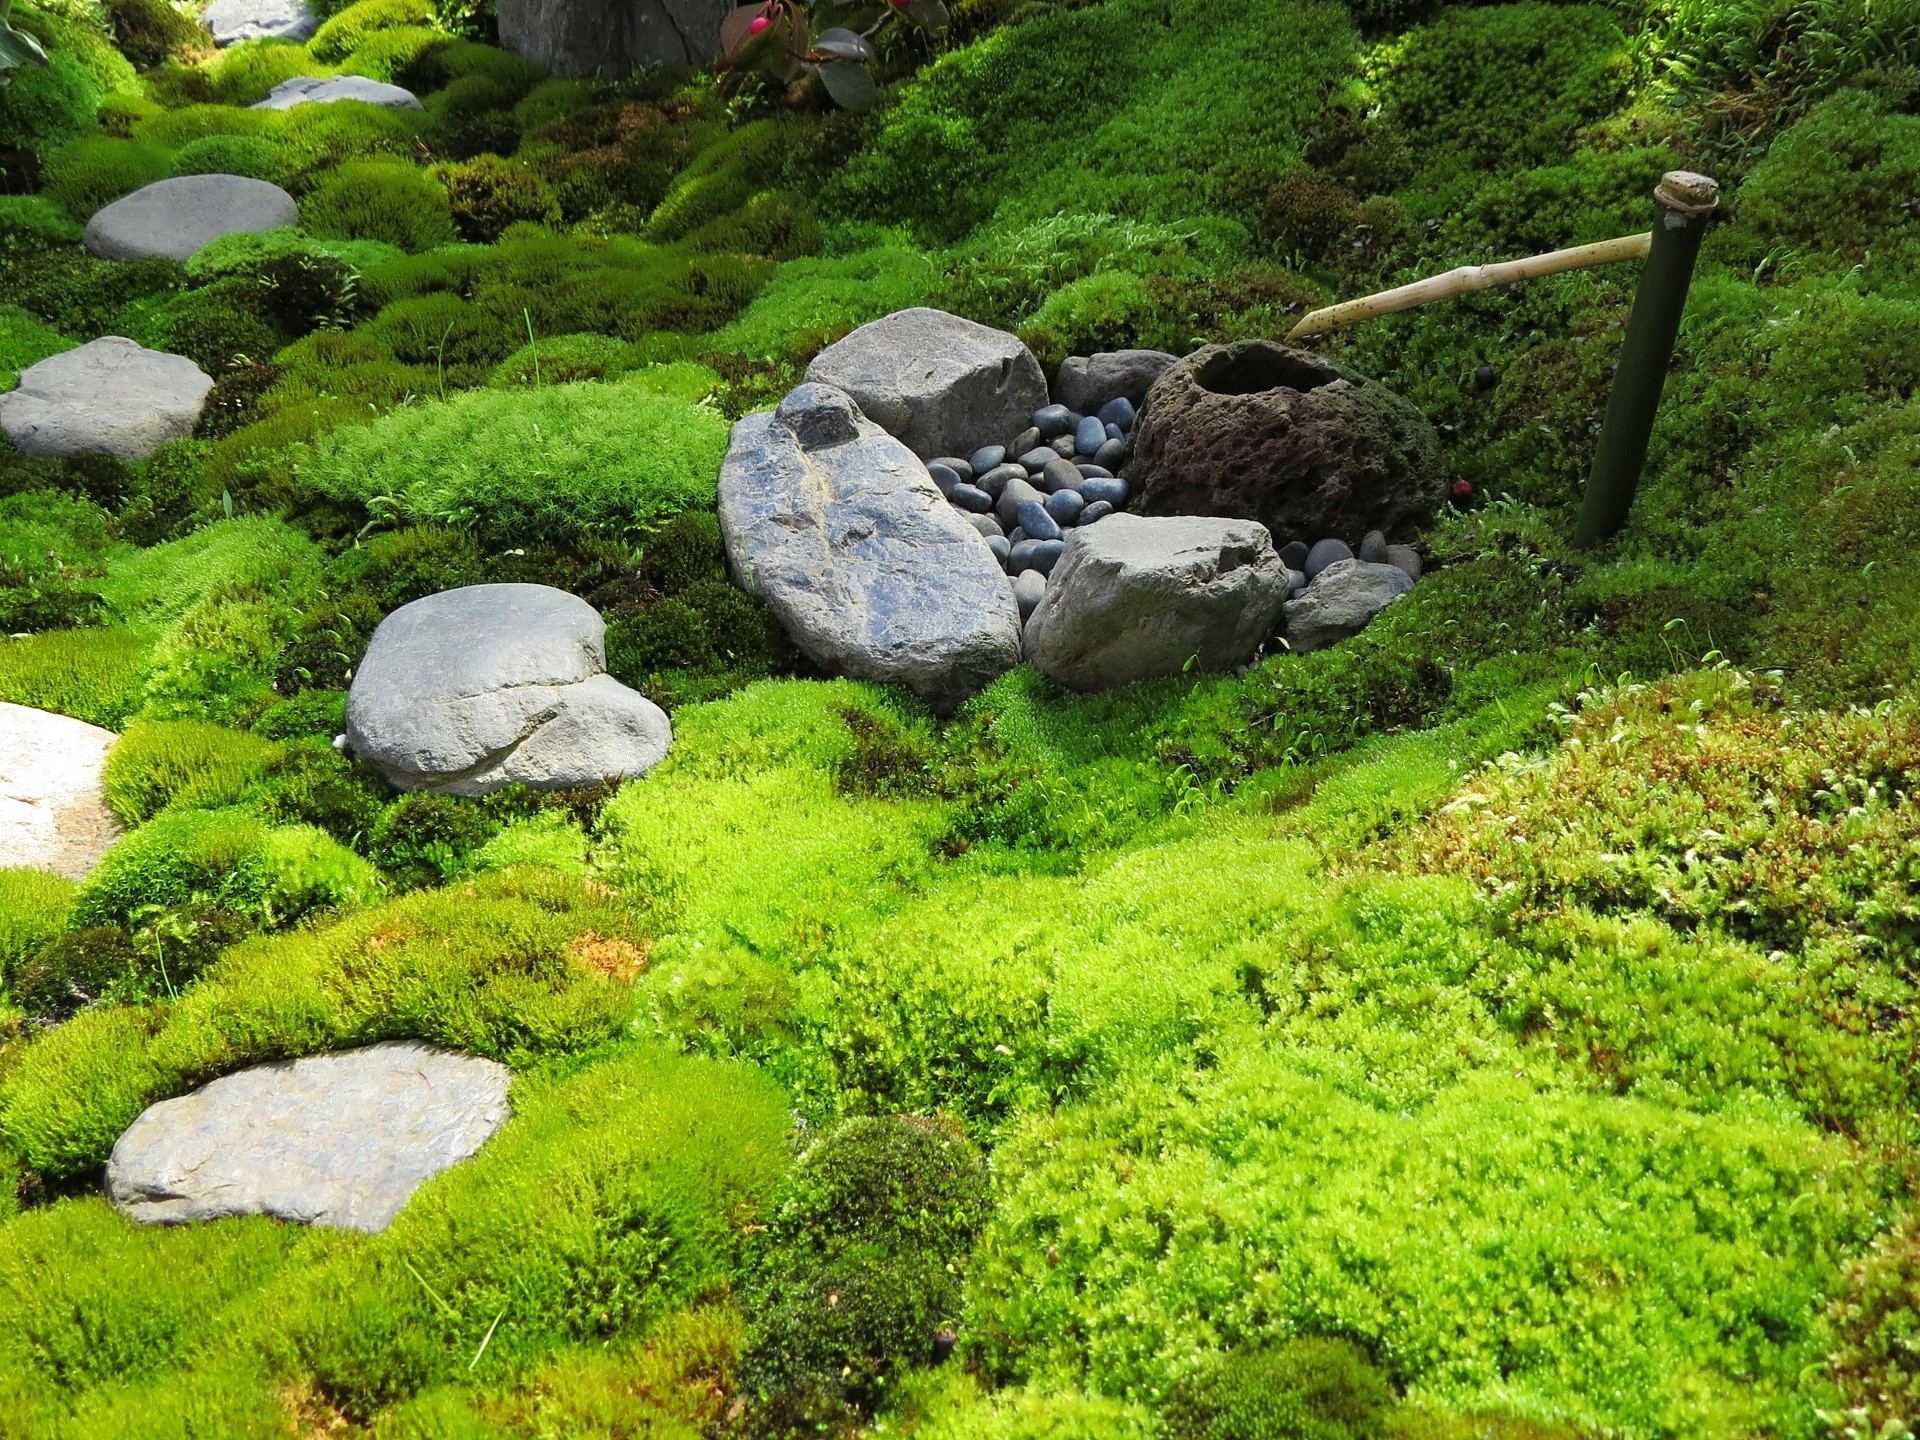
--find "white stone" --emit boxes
[251,74,424,110]
[0,702,120,880]
[0,338,213,462]
[84,174,300,262]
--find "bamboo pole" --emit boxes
[1284,231,1653,343]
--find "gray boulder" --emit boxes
[345,583,671,795]
[719,383,1022,710]
[107,1042,510,1232]
[1053,350,1178,414]
[805,308,1048,460]
[0,338,212,460]
[201,0,317,45]
[497,0,730,77]
[84,174,299,261]
[252,74,424,110]
[1022,513,1288,691]
[1282,558,1415,653]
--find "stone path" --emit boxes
[0,702,120,880]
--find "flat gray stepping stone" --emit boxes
[0,338,212,461]
[84,174,299,262]
[251,74,424,110]
[200,0,317,44]
[107,1041,512,1232]
[0,703,121,880]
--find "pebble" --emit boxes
[997,477,1046,528]
[1013,568,1046,618]
[1304,537,1353,579]
[1094,437,1129,471]
[1358,529,1388,564]
[1079,500,1114,525]
[1474,364,1499,391]
[967,512,1004,538]
[1105,422,1124,442]
[1019,447,1059,471]
[1097,396,1136,429]
[1030,539,1065,575]
[1075,463,1113,479]
[1386,543,1422,582]
[950,483,994,513]
[1012,426,1042,456]
[1078,476,1128,508]
[927,462,963,497]
[1009,538,1043,573]
[970,445,1007,475]
[1009,526,1028,545]
[1048,433,1077,458]
[987,534,1012,566]
[1040,457,1082,493]
[1279,539,1309,570]
[1033,404,1074,438]
[1045,489,1085,525]
[1017,499,1063,542]
[978,462,1025,497]
[1288,566,1307,596]
[1075,415,1107,455]
[933,456,974,482]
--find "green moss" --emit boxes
[169,132,288,186]
[300,158,456,251]
[307,0,435,62]
[1164,1340,1392,1440]
[206,38,326,106]
[102,719,278,824]
[102,0,202,71]
[138,277,285,374]
[338,22,446,82]
[0,194,84,247]
[271,93,424,175]
[0,305,76,392]
[0,628,150,728]
[0,868,75,997]
[41,135,173,220]
[0,49,100,156]
[488,330,635,387]
[437,153,559,242]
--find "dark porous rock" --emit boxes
[1386,543,1422,581]
[1040,457,1083,493]
[1304,537,1352,580]
[1034,403,1074,438]
[1018,498,1063,543]
[1045,489,1085,525]
[997,476,1046,529]
[1049,433,1077,458]
[1279,539,1309,571]
[971,444,1007,475]
[978,462,1025,497]
[927,462,963,496]
[1098,396,1136,430]
[1030,539,1066,575]
[1019,447,1058,472]
[1075,415,1108,455]
[1130,340,1445,541]
[951,483,994,513]
[1094,437,1130,471]
[805,308,1048,460]
[1282,558,1415,652]
[1055,350,1179,413]
[1358,529,1388,564]
[346,583,671,795]
[1024,515,1289,691]
[1014,568,1046,619]
[718,383,1021,709]
[496,0,731,79]
[1079,500,1115,525]
[932,456,974,482]
[1012,426,1042,456]
[1078,476,1128,508]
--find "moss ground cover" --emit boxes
[3,0,1920,1434]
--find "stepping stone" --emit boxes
[0,703,120,881]
[84,174,299,262]
[108,1041,512,1232]
[251,74,425,111]
[200,0,317,45]
[0,338,212,461]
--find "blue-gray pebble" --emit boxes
[1008,538,1043,573]
[1094,437,1129,470]
[1105,422,1124,442]
[932,456,974,482]
[927,462,963,495]
[1076,463,1113,479]
[950,483,993,513]
[1019,448,1058,471]
[1030,539,1065,575]
[1304,537,1353,579]
[1040,457,1082,493]
[1017,499,1063,542]
[978,462,1025,497]
[1033,404,1073,438]
[1045,488,1085,524]
[1078,476,1128,507]
[969,445,1006,475]
[1098,396,1136,429]
[1079,500,1114,525]
[1011,426,1042,456]
[1075,415,1107,455]
[987,534,1012,566]
[1279,539,1309,570]
[1049,433,1077,457]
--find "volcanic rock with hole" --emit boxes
[0,703,120,879]
[201,0,317,45]
[1022,513,1289,691]
[345,583,671,795]
[107,1042,510,1232]
[1053,349,1178,414]
[0,338,212,460]
[804,307,1049,460]
[1129,339,1445,542]
[719,382,1022,710]
[84,174,299,262]
[252,74,424,110]
[1282,558,1415,653]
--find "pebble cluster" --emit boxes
[1282,529,1423,594]
[927,397,1139,618]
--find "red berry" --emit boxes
[1451,479,1474,499]
[748,13,769,31]
[889,0,910,8]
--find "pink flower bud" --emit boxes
[1451,479,1474,499]
[748,14,769,32]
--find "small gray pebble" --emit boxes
[1017,499,1063,542]
[1079,500,1114,525]
[1040,457,1082,493]
[1358,529,1388,564]
[1075,463,1113,479]
[1097,396,1136,429]
[1045,488,1085,525]
[997,476,1046,528]
[978,462,1025,497]
[1078,476,1128,507]
[1304,537,1353,580]
[1105,422,1124,442]
[927,463,962,496]
[1030,539,1065,575]
[1279,539,1309,570]
[1009,538,1043,573]
[1013,567,1046,618]
[1008,526,1029,545]
[1033,404,1073,438]
[1074,415,1107,455]
[970,445,1006,475]
[1287,566,1307,596]
[1386,543,1423,582]
[1019,447,1058,471]
[1048,433,1077,458]
[967,511,1004,538]
[987,534,1012,566]
[1094,437,1130,470]
[1011,426,1042,455]
[932,456,974,483]
[950,483,993,513]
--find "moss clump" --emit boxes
[41,136,173,220]
[102,719,277,824]
[300,158,457,252]
[0,868,75,1001]
[307,0,435,62]
[0,628,150,729]
[169,133,287,186]
[437,153,560,242]
[1164,1340,1393,1440]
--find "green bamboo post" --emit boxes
[1572,170,1720,549]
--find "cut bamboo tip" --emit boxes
[1285,231,1654,344]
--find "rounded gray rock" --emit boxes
[84,174,298,262]
[1283,558,1415,652]
[252,74,425,110]
[1386,543,1423,582]
[1358,529,1389,564]
[1304,537,1353,579]
[1054,350,1178,414]
[1039,457,1082,493]
[996,476,1047,529]
[201,0,317,44]
[1013,568,1046,619]
[0,337,212,460]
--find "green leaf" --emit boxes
[812,25,877,62]
[816,59,877,111]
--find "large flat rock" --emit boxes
[0,338,213,462]
[719,383,1022,710]
[251,74,424,110]
[107,1041,511,1232]
[0,702,120,880]
[84,174,300,262]
[201,0,317,45]
[346,583,672,795]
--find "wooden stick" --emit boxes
[1285,231,1654,343]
